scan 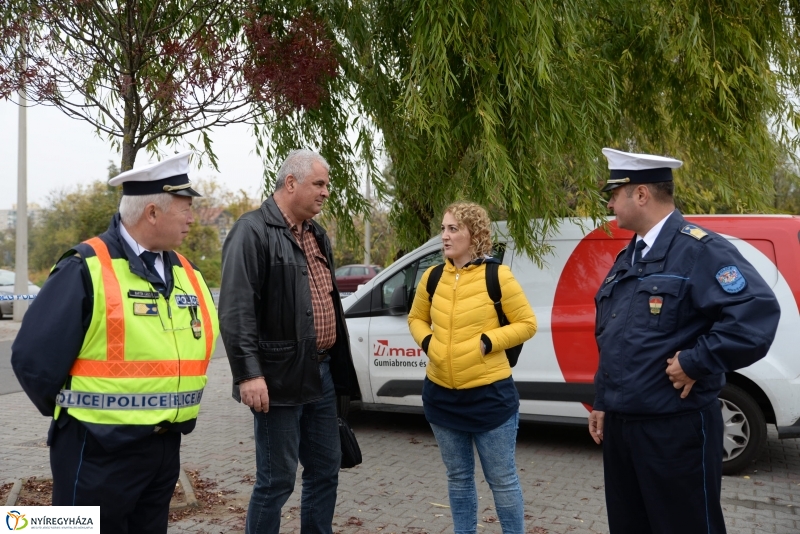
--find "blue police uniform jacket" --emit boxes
[593,210,781,415]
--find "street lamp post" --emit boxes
[13,84,29,321]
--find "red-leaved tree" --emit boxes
[0,0,338,171]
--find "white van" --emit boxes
[341,216,800,474]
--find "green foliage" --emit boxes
[770,157,800,214]
[257,0,800,259]
[322,207,399,269]
[592,0,800,217]
[6,1,800,260]
[29,182,122,271]
[177,222,221,287]
[0,230,14,269]
[190,176,262,220]
[225,189,264,222]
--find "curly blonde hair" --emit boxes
[443,201,493,259]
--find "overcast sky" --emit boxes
[1,98,268,210]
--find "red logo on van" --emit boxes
[373,339,388,356]
[373,339,425,357]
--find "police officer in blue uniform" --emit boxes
[588,148,781,534]
[11,152,217,534]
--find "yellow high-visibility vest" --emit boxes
[55,237,219,426]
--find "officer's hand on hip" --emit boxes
[240,377,270,412]
[666,351,696,399]
[589,410,605,444]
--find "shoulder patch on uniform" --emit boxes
[716,265,747,293]
[614,247,627,262]
[680,224,708,240]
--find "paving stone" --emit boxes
[2,343,800,533]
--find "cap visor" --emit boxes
[601,183,624,193]
[169,187,202,197]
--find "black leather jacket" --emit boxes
[219,196,356,405]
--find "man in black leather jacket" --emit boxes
[219,149,356,534]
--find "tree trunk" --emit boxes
[120,139,137,172]
[119,1,139,173]
[120,74,138,171]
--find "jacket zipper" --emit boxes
[447,270,460,388]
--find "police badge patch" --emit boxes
[649,296,663,315]
[716,266,747,293]
[133,302,159,316]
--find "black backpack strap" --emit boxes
[486,261,524,367]
[485,262,508,325]
[427,263,445,302]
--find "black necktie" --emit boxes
[633,239,647,264]
[140,251,163,282]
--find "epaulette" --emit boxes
[53,248,84,268]
[614,246,627,262]
[680,224,708,241]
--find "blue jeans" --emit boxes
[430,413,524,534]
[246,358,341,534]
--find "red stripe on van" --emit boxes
[551,217,800,410]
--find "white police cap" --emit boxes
[108,151,201,197]
[601,148,682,192]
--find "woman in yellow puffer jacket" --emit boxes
[408,201,537,534]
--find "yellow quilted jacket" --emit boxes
[408,261,537,390]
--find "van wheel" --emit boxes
[719,384,766,475]
[336,395,350,419]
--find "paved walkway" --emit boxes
[1,331,799,533]
[0,320,22,395]
[0,319,21,342]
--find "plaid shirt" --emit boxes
[277,205,337,350]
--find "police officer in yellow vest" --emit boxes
[11,151,220,534]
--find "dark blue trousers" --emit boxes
[50,416,181,534]
[603,403,727,534]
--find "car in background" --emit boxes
[335,264,382,293]
[0,269,40,319]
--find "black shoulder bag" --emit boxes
[338,417,362,468]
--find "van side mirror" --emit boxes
[388,284,408,316]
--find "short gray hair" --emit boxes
[274,149,330,190]
[119,193,174,225]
